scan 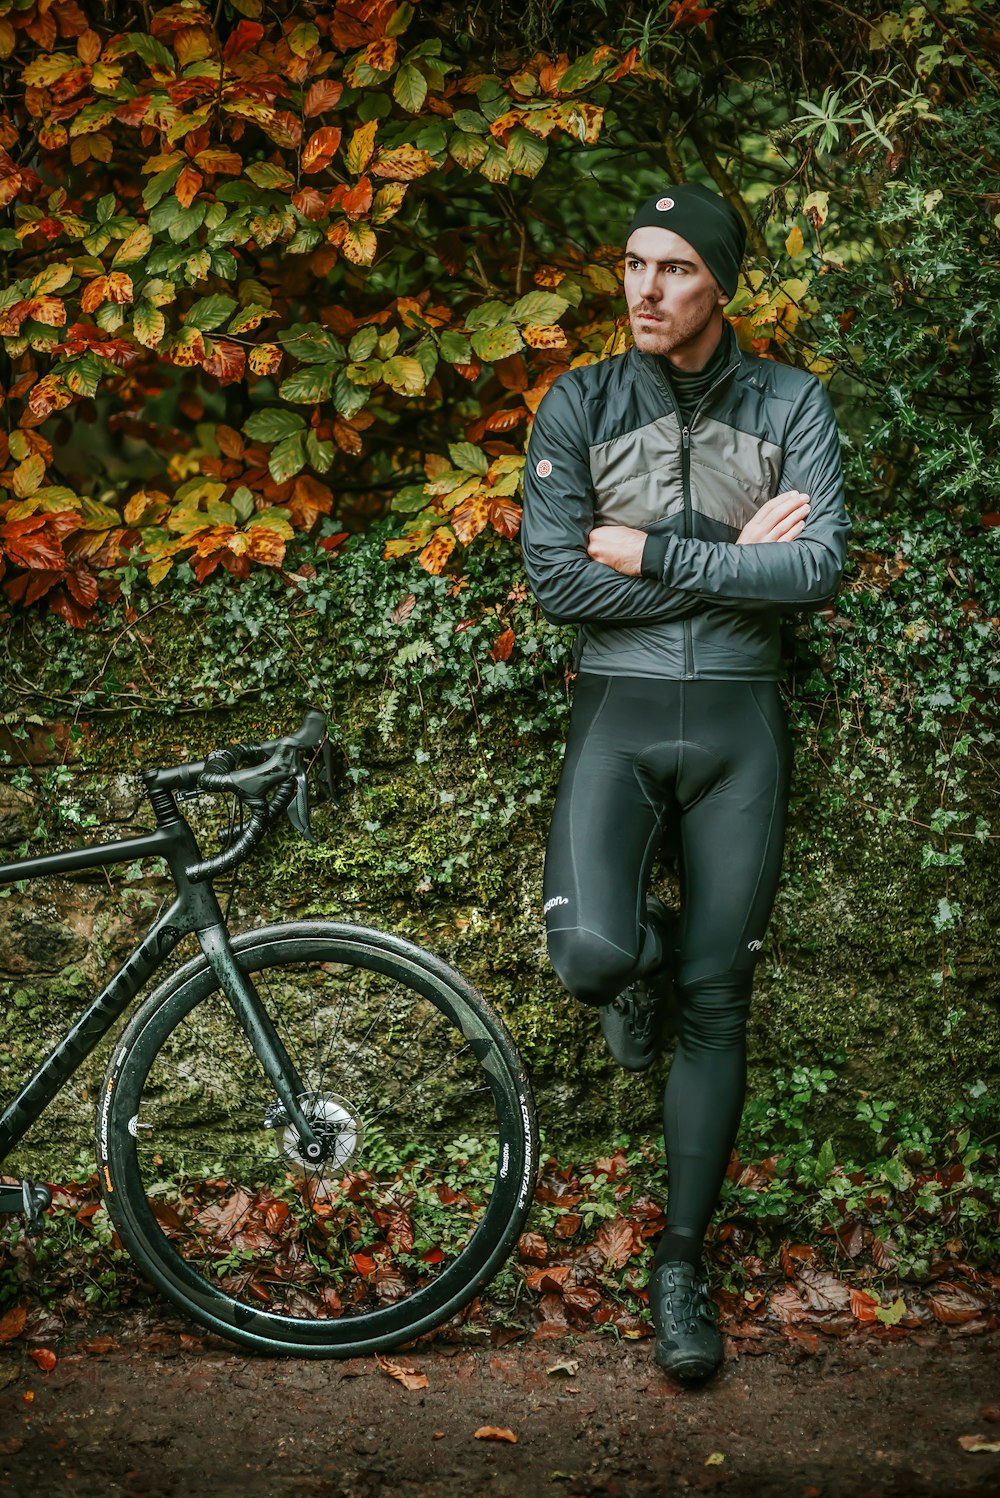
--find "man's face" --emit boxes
[623,225,727,356]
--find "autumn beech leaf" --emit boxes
[474,1428,518,1443]
[371,145,436,180]
[304,79,344,116]
[302,126,343,174]
[345,120,378,176]
[167,325,207,366]
[133,302,166,349]
[175,164,204,208]
[112,225,153,266]
[12,453,45,499]
[452,494,489,543]
[201,340,245,382]
[522,323,568,348]
[27,374,74,419]
[376,1356,428,1391]
[419,527,456,575]
[341,176,374,218]
[248,343,283,376]
[382,356,426,395]
[341,224,378,266]
[194,148,242,174]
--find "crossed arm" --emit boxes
[587,490,811,574]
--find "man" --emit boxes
[520,182,849,1384]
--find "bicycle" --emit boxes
[0,710,539,1357]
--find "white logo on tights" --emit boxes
[747,939,763,951]
[544,895,569,915]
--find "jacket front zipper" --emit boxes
[653,354,740,681]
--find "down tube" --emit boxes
[0,903,191,1163]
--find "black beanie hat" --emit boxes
[626,183,746,300]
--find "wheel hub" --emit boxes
[270,1091,365,1183]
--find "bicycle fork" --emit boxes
[197,924,325,1164]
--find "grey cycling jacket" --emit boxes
[520,320,850,680]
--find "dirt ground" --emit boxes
[0,1311,997,1498]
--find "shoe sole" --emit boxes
[654,1350,722,1383]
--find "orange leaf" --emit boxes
[377,1356,428,1391]
[28,1348,57,1372]
[304,79,344,117]
[0,1307,26,1342]
[474,1427,518,1443]
[522,323,567,349]
[418,528,456,575]
[341,175,373,219]
[488,498,522,539]
[175,164,203,208]
[848,1288,879,1323]
[222,21,265,62]
[302,126,343,174]
[452,494,488,544]
[489,626,515,663]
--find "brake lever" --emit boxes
[286,767,316,843]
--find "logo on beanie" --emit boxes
[656,196,675,212]
[535,459,552,478]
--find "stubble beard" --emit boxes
[628,290,719,357]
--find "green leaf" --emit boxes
[451,109,489,133]
[348,326,379,361]
[506,127,548,178]
[449,442,489,475]
[394,64,427,113]
[345,359,384,386]
[279,364,336,402]
[470,324,524,361]
[465,299,510,331]
[268,432,308,485]
[133,301,166,347]
[448,132,488,171]
[382,355,427,395]
[305,430,334,474]
[391,483,432,514]
[185,294,238,333]
[244,408,307,442]
[246,162,296,191]
[279,323,345,363]
[439,329,472,363]
[334,368,370,419]
[129,33,176,70]
[813,1138,835,1183]
[558,47,612,94]
[510,290,569,324]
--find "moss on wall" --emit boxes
[1,541,996,1177]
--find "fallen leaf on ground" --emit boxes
[547,1358,579,1377]
[475,1426,518,1443]
[28,1348,56,1372]
[77,1336,118,1355]
[959,1435,1000,1453]
[0,1308,26,1343]
[705,1452,725,1466]
[376,1355,428,1391]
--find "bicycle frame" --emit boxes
[0,779,324,1208]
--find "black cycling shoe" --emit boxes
[649,1260,724,1384]
[598,897,676,1072]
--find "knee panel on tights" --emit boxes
[546,926,637,1007]
[675,971,753,1054]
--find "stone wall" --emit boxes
[2,687,997,1182]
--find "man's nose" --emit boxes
[639,269,660,301]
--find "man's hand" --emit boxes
[737,490,810,544]
[586,524,647,576]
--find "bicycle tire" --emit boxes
[97,921,538,1357]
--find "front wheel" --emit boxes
[98,921,537,1357]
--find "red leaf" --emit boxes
[488,498,521,539]
[848,1288,879,1322]
[222,20,264,61]
[594,1216,635,1269]
[28,1348,57,1372]
[927,1285,989,1325]
[518,1231,548,1264]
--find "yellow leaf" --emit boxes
[419,527,456,575]
[345,120,378,176]
[382,356,427,396]
[802,190,829,228]
[522,323,568,349]
[705,1453,725,1467]
[785,224,804,258]
[341,224,378,266]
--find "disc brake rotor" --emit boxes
[271,1091,365,1186]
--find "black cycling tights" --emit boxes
[543,673,792,1265]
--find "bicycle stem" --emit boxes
[197,924,324,1162]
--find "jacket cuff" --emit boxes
[640,532,669,581]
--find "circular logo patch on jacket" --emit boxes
[535,459,552,478]
[656,196,675,211]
